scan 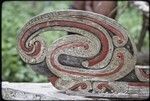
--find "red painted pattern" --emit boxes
[71,15,126,66]
[139,68,149,78]
[97,82,113,92]
[48,76,59,87]
[73,16,125,43]
[69,82,88,91]
[128,82,149,87]
[19,19,125,77]
[50,39,124,77]
[19,20,109,65]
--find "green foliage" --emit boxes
[2,1,149,82]
[2,1,72,82]
[117,1,149,50]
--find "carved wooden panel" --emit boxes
[17,10,149,98]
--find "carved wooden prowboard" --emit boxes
[17,10,149,99]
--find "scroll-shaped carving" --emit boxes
[17,10,149,98]
[135,66,149,82]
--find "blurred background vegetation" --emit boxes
[2,1,149,82]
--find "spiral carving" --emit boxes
[93,82,114,93]
[135,66,149,82]
[48,76,92,92]
[17,10,140,92]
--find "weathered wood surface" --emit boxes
[2,82,92,100]
[2,82,149,100]
[16,10,149,99]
